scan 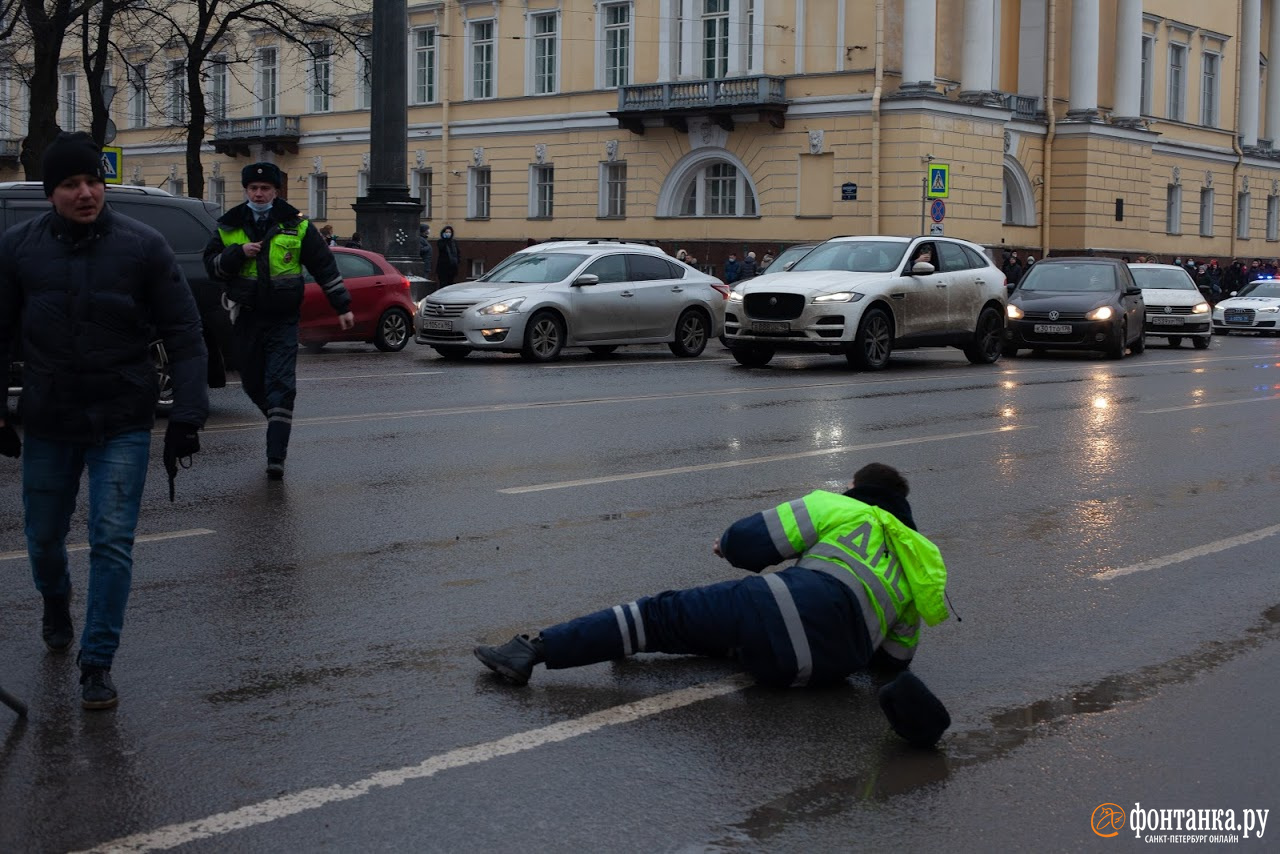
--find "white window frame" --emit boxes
[208,55,228,121]
[702,0,730,80]
[0,72,10,137]
[1237,192,1251,239]
[128,62,147,128]
[207,176,225,210]
[675,162,756,217]
[598,2,633,89]
[1167,41,1186,122]
[167,175,183,196]
[529,163,554,218]
[1140,34,1154,115]
[1200,51,1219,127]
[528,11,559,96]
[1268,194,1279,241]
[356,36,373,110]
[599,161,627,218]
[1199,187,1214,237]
[60,72,77,131]
[411,28,437,105]
[167,60,186,124]
[412,167,432,219]
[1165,184,1182,235]
[258,46,279,116]
[469,165,491,218]
[310,173,328,220]
[467,19,496,100]
[308,40,333,113]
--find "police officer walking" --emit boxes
[203,163,353,480]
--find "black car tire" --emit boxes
[1001,343,1019,358]
[730,345,775,367]
[668,309,710,358]
[1107,320,1128,360]
[303,342,327,354]
[588,345,618,355]
[521,311,565,362]
[963,306,1004,364]
[1132,330,1146,355]
[1193,335,1211,350]
[1167,336,1183,348]
[374,307,412,352]
[848,307,893,370]
[433,345,472,361]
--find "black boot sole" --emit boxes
[82,695,119,710]
[473,647,531,686]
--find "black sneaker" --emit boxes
[80,667,118,710]
[42,593,73,653]
[474,634,545,686]
[266,458,285,480]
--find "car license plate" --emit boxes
[1149,316,1183,326]
[751,320,791,333]
[1033,323,1072,334]
[423,319,452,331]
[1224,312,1250,324]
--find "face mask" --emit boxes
[247,200,273,214]
[442,231,452,239]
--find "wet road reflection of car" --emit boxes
[1004,258,1146,360]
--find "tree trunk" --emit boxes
[20,2,69,181]
[185,61,207,199]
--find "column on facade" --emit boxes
[1112,0,1144,123]
[1016,0,1046,104]
[680,0,698,80]
[1067,0,1100,118]
[727,0,745,76]
[901,0,937,92]
[1241,0,1261,146]
[1266,0,1280,144]
[961,0,996,101]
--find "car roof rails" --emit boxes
[0,181,174,197]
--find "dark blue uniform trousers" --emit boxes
[539,569,873,688]
[234,313,298,460]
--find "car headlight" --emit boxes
[479,297,526,315]
[1085,306,1114,321]
[1191,302,1210,314]
[728,290,744,302]
[1006,305,1024,320]
[812,291,864,303]
[417,298,430,314]
[1258,305,1280,313]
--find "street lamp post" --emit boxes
[353,0,424,277]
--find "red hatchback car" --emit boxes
[301,247,419,352]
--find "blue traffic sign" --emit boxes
[930,199,946,223]
[101,146,122,185]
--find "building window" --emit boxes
[675,161,757,217]
[258,47,278,116]
[600,162,627,217]
[530,164,554,218]
[207,176,225,210]
[702,0,729,80]
[746,0,756,70]
[167,175,183,196]
[356,36,373,109]
[1140,35,1153,115]
[1268,195,1279,241]
[167,61,186,124]
[1201,52,1219,127]
[1165,184,1181,234]
[208,56,228,120]
[602,3,631,88]
[1167,42,1186,122]
[412,168,432,219]
[529,12,558,95]
[310,173,328,220]
[308,41,333,113]
[1199,188,1214,237]
[1237,192,1251,239]
[412,28,436,104]
[0,73,11,137]
[469,20,495,100]
[60,72,77,131]
[469,166,491,218]
[128,63,147,128]
[1002,163,1035,226]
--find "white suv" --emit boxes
[723,235,1008,369]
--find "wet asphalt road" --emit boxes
[2,334,1279,853]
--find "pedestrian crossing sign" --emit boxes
[927,163,950,199]
[101,146,122,185]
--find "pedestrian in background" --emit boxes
[203,161,353,481]
[320,224,337,247]
[741,251,758,279]
[723,253,741,283]
[418,224,432,277]
[344,232,363,250]
[0,132,209,709]
[761,252,775,271]
[435,224,461,289]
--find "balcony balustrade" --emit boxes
[611,75,788,134]
[211,115,301,157]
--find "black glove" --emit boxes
[0,421,19,458]
[163,421,200,501]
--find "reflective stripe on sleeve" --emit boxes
[879,637,916,661]
[612,605,632,656]
[762,573,813,687]
[627,601,646,652]
[319,275,345,293]
[762,508,794,556]
[789,498,817,544]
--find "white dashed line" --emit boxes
[1096,522,1280,580]
[0,528,215,562]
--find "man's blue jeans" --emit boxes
[22,430,151,669]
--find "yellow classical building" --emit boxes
[6,0,1280,273]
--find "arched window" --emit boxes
[1002,157,1036,226]
[659,149,759,218]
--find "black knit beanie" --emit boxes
[41,132,104,197]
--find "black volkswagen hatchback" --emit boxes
[1003,257,1146,359]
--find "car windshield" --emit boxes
[1131,267,1198,291]
[768,245,814,272]
[789,241,907,273]
[478,252,587,284]
[1237,281,1280,298]
[1018,263,1118,292]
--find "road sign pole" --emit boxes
[920,178,927,236]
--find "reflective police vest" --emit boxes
[217,219,308,314]
[764,491,949,659]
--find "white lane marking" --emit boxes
[499,426,1029,494]
[1095,522,1280,580]
[0,528,215,563]
[76,674,753,854]
[543,357,734,369]
[1139,393,1280,414]
[224,371,444,386]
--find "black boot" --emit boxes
[474,634,546,686]
[42,593,73,653]
[80,666,118,710]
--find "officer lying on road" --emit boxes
[475,462,953,747]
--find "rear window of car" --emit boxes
[791,241,907,273]
[479,252,586,284]
[109,200,212,254]
[1019,263,1117,292]
[1130,267,1198,291]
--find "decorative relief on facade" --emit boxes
[313,156,323,174]
[415,149,426,168]
[169,164,178,179]
[1004,130,1011,153]
[808,129,824,155]
[1172,166,1181,185]
[473,147,485,166]
[211,162,220,178]
[605,139,618,162]
[534,143,547,164]
[361,153,370,170]
[687,118,728,150]
[131,165,142,184]
[1243,176,1250,192]
[1205,171,1213,187]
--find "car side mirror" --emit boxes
[911,261,936,275]
[1124,287,1142,296]
[782,261,796,271]
[1230,290,1239,297]
[572,274,600,287]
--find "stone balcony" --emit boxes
[211,115,302,157]
[0,138,21,168]
[611,75,788,135]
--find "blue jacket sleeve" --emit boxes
[718,512,785,572]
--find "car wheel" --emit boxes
[588,345,618,355]
[1107,320,1128,360]
[668,309,709,357]
[848,307,893,370]
[374,307,412,352]
[303,342,327,354]
[963,306,1004,364]
[1001,343,1019,358]
[1193,335,1211,350]
[730,345,774,367]
[521,311,565,362]
[1131,331,1145,355]
[1167,336,1183,348]
[433,345,471,361]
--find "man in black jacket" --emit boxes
[203,162,353,480]
[0,132,208,710]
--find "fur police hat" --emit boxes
[42,131,104,197]
[241,161,283,189]
[878,672,951,748]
